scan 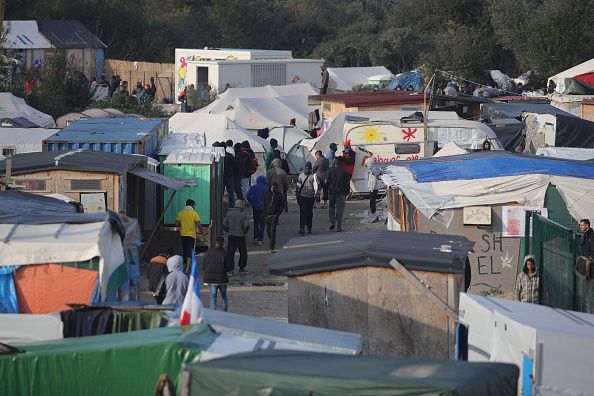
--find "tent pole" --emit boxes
[140,189,176,260]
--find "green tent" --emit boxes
[184,350,518,396]
[0,324,217,396]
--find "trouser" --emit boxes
[241,177,251,202]
[234,176,243,200]
[252,208,264,241]
[299,196,315,229]
[180,236,195,271]
[227,235,247,271]
[224,175,235,208]
[370,189,378,214]
[265,215,279,249]
[209,284,228,311]
[315,178,328,202]
[329,194,346,228]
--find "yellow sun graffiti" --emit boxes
[356,126,386,144]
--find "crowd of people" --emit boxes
[89,74,157,102]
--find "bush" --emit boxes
[90,94,167,118]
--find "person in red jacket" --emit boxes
[337,139,356,179]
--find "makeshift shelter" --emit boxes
[386,71,424,92]
[481,102,573,120]
[267,125,310,156]
[219,95,311,130]
[0,93,54,127]
[168,112,271,153]
[158,136,224,243]
[458,293,594,396]
[484,119,524,151]
[523,112,594,153]
[0,213,126,309]
[433,142,467,157]
[0,190,77,215]
[0,127,58,155]
[55,108,130,128]
[270,230,474,358]
[184,350,518,396]
[315,92,426,121]
[548,58,594,94]
[327,66,392,92]
[536,146,594,160]
[379,151,594,293]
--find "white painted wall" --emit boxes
[286,61,322,87]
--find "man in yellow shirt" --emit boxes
[175,199,204,271]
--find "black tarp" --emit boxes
[487,120,525,151]
[555,114,594,148]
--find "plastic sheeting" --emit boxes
[386,71,424,92]
[536,147,594,160]
[0,93,55,127]
[554,113,594,148]
[548,58,594,93]
[327,66,393,92]
[0,266,18,313]
[0,313,63,345]
[433,142,467,157]
[0,190,76,215]
[221,95,310,130]
[0,127,58,153]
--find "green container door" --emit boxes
[163,163,211,225]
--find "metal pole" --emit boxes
[140,189,176,260]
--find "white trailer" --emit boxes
[458,293,594,396]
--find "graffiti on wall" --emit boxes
[471,232,516,290]
[177,56,187,91]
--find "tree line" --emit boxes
[5,0,594,81]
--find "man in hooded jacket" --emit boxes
[223,199,250,274]
[162,255,189,305]
[266,158,288,212]
[264,183,285,252]
[515,255,539,304]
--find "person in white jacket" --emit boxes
[365,157,379,216]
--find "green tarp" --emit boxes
[1,324,218,396]
[112,311,165,332]
[185,350,518,396]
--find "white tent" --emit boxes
[536,147,594,160]
[168,112,271,153]
[327,66,392,92]
[458,293,594,395]
[433,142,468,157]
[0,127,59,154]
[268,126,310,154]
[199,83,318,115]
[3,21,53,50]
[0,93,55,127]
[0,217,125,300]
[548,58,594,93]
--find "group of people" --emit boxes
[90,74,157,101]
[178,84,213,112]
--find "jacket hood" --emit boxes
[235,199,245,210]
[257,175,267,185]
[271,158,282,168]
[167,255,184,272]
[522,255,537,274]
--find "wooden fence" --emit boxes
[104,59,175,103]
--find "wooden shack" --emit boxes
[269,230,473,358]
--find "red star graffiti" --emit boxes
[402,127,417,142]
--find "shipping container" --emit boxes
[43,117,168,157]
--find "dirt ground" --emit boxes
[139,193,387,322]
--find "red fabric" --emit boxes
[14,264,97,314]
[575,73,594,88]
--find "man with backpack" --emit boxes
[241,141,258,200]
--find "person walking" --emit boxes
[247,175,268,245]
[265,138,279,169]
[515,256,539,304]
[241,141,258,200]
[203,236,232,311]
[264,183,285,253]
[313,150,330,208]
[148,247,174,304]
[337,139,356,180]
[223,200,250,274]
[297,162,316,235]
[223,140,236,208]
[162,255,189,305]
[326,158,350,232]
[175,199,204,272]
[233,143,247,200]
[266,158,288,214]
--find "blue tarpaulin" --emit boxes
[400,151,594,182]
[0,266,19,313]
[386,71,424,92]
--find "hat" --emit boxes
[343,139,351,147]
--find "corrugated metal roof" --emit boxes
[314,92,425,107]
[37,20,106,49]
[269,230,473,276]
[45,118,165,143]
[0,150,147,175]
[164,151,215,165]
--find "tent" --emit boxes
[379,151,594,222]
[458,293,594,395]
[386,70,424,92]
[0,213,126,304]
[0,93,55,127]
[548,58,594,93]
[183,350,518,396]
[168,113,271,153]
[221,95,310,130]
[267,125,310,156]
[0,127,58,154]
[198,83,318,115]
[433,142,467,157]
[327,66,392,92]
[55,108,130,128]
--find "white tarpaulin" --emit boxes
[548,58,594,93]
[536,147,594,160]
[222,95,310,130]
[327,66,392,92]
[0,313,63,345]
[0,127,58,153]
[168,113,271,153]
[0,220,125,299]
[433,142,468,157]
[0,93,55,127]
[3,21,53,49]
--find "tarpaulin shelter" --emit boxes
[536,146,594,160]
[55,107,131,128]
[458,293,594,396]
[0,126,59,154]
[485,119,524,151]
[0,93,55,127]
[0,190,76,215]
[0,213,127,307]
[524,113,594,151]
[327,66,393,92]
[386,71,425,92]
[481,102,573,120]
[183,350,518,396]
[548,58,594,93]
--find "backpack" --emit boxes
[247,155,259,175]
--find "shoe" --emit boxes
[270,249,277,253]
[337,227,342,232]
[256,240,263,246]
[252,239,259,244]
[307,228,312,234]
[239,268,248,274]
[298,229,305,235]
[227,271,235,277]
[329,224,335,230]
